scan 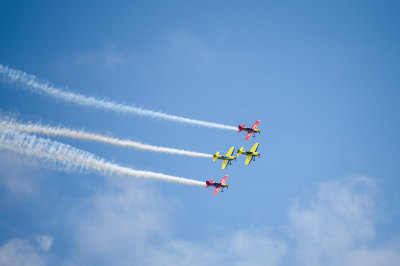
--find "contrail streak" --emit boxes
[0,119,213,159]
[0,64,237,131]
[0,128,205,187]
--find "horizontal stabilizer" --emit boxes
[237,147,244,157]
[213,152,219,161]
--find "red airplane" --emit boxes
[206,175,229,196]
[238,120,261,140]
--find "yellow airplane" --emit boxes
[237,143,260,165]
[213,147,236,169]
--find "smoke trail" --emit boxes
[0,64,237,131]
[0,128,205,187]
[0,119,213,158]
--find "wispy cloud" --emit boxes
[68,180,171,265]
[66,180,286,266]
[0,235,54,266]
[34,235,53,252]
[144,230,287,266]
[288,176,400,266]
[144,176,400,266]
[0,150,43,196]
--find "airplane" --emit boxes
[238,120,261,140]
[213,147,236,169]
[237,142,260,165]
[206,175,229,195]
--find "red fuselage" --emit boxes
[206,180,229,189]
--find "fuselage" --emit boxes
[219,155,235,160]
[241,151,260,156]
[244,127,261,133]
[208,182,229,188]
[213,154,236,160]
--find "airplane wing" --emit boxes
[222,159,229,169]
[251,120,260,129]
[245,131,253,140]
[220,175,228,184]
[250,143,259,152]
[225,147,235,156]
[213,186,221,195]
[245,155,253,165]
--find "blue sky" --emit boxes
[1,1,400,265]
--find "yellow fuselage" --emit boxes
[241,151,260,156]
[215,155,236,160]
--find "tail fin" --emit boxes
[237,147,244,157]
[213,152,219,162]
[238,124,245,132]
[206,179,213,188]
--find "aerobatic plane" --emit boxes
[238,120,261,140]
[237,142,260,165]
[213,147,236,169]
[206,175,229,195]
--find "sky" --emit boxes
[0,1,400,265]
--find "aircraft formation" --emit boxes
[0,64,262,197]
[207,120,261,195]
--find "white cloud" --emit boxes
[145,230,287,266]
[62,177,288,266]
[141,176,400,266]
[67,179,173,265]
[288,176,400,266]
[0,235,53,266]
[344,244,400,266]
[34,235,53,252]
[0,151,42,196]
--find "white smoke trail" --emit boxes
[0,128,205,187]
[0,64,237,131]
[0,119,212,158]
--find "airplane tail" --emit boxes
[213,152,219,162]
[206,179,213,188]
[238,124,245,132]
[237,147,244,157]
